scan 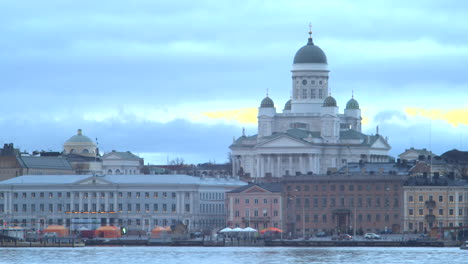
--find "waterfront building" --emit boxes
[398,147,434,163]
[0,174,246,232]
[230,29,391,179]
[403,177,468,235]
[226,183,282,230]
[281,173,406,237]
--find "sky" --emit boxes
[1,0,467,165]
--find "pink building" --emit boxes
[226,183,283,230]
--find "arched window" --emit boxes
[107,169,112,175]
[82,149,89,153]
[70,149,75,153]
[116,169,121,174]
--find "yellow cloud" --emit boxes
[405,107,468,127]
[200,107,258,124]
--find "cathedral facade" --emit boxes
[230,30,391,179]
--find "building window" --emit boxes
[449,196,454,203]
[163,192,167,198]
[439,209,444,215]
[185,204,190,213]
[162,204,167,212]
[409,209,414,215]
[254,199,259,204]
[311,89,315,98]
[302,89,307,99]
[171,204,176,212]
[318,89,323,99]
[449,209,454,216]
[127,192,132,198]
[459,195,463,202]
[418,195,423,202]
[127,204,132,212]
[153,204,158,212]
[245,199,249,204]
[418,209,423,216]
[438,196,443,202]
[154,192,158,198]
[172,192,176,199]
[235,198,239,204]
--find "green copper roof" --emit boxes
[293,37,327,64]
[323,96,337,107]
[260,96,274,108]
[346,98,360,109]
[284,99,291,110]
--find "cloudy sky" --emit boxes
[1,0,467,165]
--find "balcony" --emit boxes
[425,214,436,222]
[425,200,436,209]
[242,216,270,222]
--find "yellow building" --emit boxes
[403,179,468,235]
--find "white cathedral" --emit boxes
[230,29,391,179]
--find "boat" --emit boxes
[460,241,468,250]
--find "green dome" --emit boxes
[65,129,94,144]
[260,96,274,108]
[293,38,327,64]
[346,98,360,109]
[323,96,337,107]
[284,100,291,110]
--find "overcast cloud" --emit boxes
[0,0,467,164]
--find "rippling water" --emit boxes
[0,247,466,264]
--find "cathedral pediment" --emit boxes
[370,136,391,150]
[244,187,269,193]
[257,135,309,148]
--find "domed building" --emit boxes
[63,129,97,157]
[230,28,391,178]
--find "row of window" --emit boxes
[199,192,224,200]
[0,191,181,200]
[408,221,462,230]
[234,198,279,204]
[0,203,191,213]
[408,208,463,216]
[297,79,325,86]
[234,209,279,217]
[0,218,181,227]
[287,196,399,209]
[299,88,324,99]
[199,203,225,214]
[287,184,398,192]
[408,195,463,203]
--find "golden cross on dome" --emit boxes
[308,23,312,38]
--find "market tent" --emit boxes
[43,225,69,237]
[219,227,233,233]
[243,227,257,232]
[232,227,244,232]
[95,226,121,238]
[259,227,283,234]
[151,226,171,238]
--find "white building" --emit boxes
[230,30,391,179]
[0,174,246,232]
[102,150,143,175]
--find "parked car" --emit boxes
[364,233,381,239]
[332,234,353,240]
[315,231,327,237]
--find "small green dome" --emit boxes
[260,96,274,108]
[284,100,291,110]
[293,37,327,64]
[323,96,337,107]
[65,129,94,144]
[346,98,360,109]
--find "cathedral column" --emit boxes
[277,155,281,177]
[299,155,303,175]
[267,155,271,176]
[260,155,264,178]
[256,155,260,179]
[289,155,293,176]
[309,155,313,174]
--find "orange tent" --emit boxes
[260,227,283,234]
[150,226,171,238]
[43,225,69,237]
[95,226,121,238]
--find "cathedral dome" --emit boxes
[323,96,337,107]
[346,97,360,109]
[293,37,327,64]
[64,129,94,144]
[283,99,291,110]
[260,96,274,108]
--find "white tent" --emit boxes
[243,227,257,232]
[220,227,233,233]
[232,227,244,232]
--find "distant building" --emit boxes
[0,174,246,232]
[226,183,282,230]
[63,129,97,158]
[230,29,391,180]
[282,173,406,237]
[144,163,231,178]
[101,150,143,175]
[399,147,435,163]
[0,144,74,181]
[403,177,468,236]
